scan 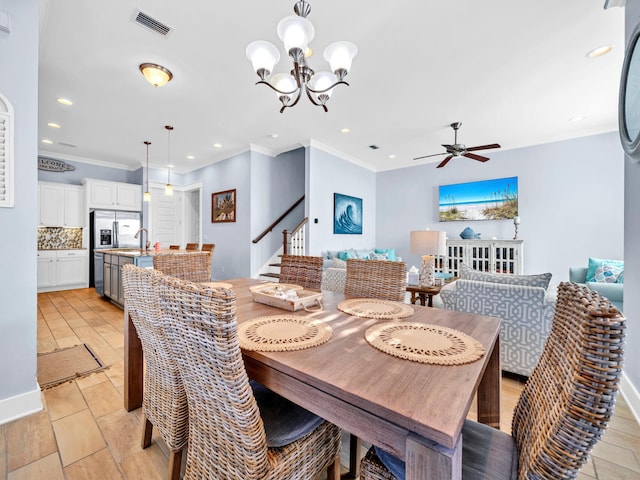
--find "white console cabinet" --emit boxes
[436,239,523,277]
[83,179,141,211]
[37,249,88,292]
[38,182,84,227]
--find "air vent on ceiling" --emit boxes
[133,9,172,37]
[369,145,380,150]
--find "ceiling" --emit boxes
[37,0,625,174]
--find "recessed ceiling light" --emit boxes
[569,116,586,123]
[186,155,195,160]
[168,164,175,168]
[41,139,53,144]
[269,133,279,139]
[389,154,397,159]
[213,143,222,148]
[340,128,350,134]
[57,97,73,106]
[586,45,612,58]
[47,122,61,129]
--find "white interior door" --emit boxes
[151,187,183,248]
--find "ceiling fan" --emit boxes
[413,122,501,168]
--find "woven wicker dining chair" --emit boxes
[185,243,199,251]
[121,264,188,480]
[153,252,211,283]
[279,255,324,290]
[157,275,342,480]
[360,281,626,480]
[344,259,407,302]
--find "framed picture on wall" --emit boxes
[438,176,518,222]
[334,193,363,234]
[212,189,236,223]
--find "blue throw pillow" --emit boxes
[375,248,396,261]
[592,262,623,283]
[617,271,625,284]
[337,250,354,260]
[586,257,624,283]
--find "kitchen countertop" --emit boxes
[38,248,88,251]
[100,248,207,257]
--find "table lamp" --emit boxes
[410,230,447,287]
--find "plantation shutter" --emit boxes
[0,93,14,208]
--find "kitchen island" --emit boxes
[99,249,207,307]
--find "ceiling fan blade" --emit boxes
[466,143,501,152]
[413,152,448,160]
[436,155,454,168]
[464,152,490,162]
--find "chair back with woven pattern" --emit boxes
[157,276,270,479]
[121,264,188,453]
[201,243,215,253]
[279,255,323,290]
[511,282,626,479]
[153,252,211,283]
[344,259,406,302]
[185,243,198,251]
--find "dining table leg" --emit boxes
[476,335,501,428]
[405,433,462,480]
[123,305,144,411]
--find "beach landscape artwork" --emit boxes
[439,176,518,222]
[334,193,363,234]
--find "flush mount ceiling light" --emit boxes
[139,63,173,87]
[164,125,174,196]
[143,141,151,202]
[246,0,357,113]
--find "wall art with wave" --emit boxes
[334,193,363,235]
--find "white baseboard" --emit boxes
[0,384,42,425]
[620,371,640,426]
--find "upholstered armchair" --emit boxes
[440,264,556,377]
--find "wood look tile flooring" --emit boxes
[0,288,638,479]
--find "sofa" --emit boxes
[320,248,400,293]
[440,263,556,377]
[569,257,623,311]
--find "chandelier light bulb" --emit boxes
[309,71,337,97]
[246,41,281,77]
[324,41,358,74]
[277,15,315,57]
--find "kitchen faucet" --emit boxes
[134,227,150,251]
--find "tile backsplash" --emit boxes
[38,227,83,250]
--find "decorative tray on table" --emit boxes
[249,283,323,312]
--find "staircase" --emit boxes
[256,218,308,281]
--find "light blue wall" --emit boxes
[250,148,305,273]
[377,132,624,282]
[306,147,377,255]
[624,0,640,414]
[0,0,39,408]
[184,152,252,279]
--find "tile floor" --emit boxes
[0,288,638,479]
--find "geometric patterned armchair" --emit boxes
[440,264,556,377]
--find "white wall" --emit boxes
[624,0,640,419]
[377,132,624,282]
[0,0,42,423]
[306,146,377,256]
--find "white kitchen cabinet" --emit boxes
[436,239,524,277]
[83,179,141,211]
[38,182,84,227]
[37,249,88,292]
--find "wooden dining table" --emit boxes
[124,278,501,480]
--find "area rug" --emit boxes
[37,344,108,389]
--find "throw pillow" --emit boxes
[592,262,623,283]
[332,257,347,269]
[355,249,375,259]
[337,249,356,261]
[585,257,624,283]
[370,252,389,260]
[617,271,625,284]
[375,248,396,261]
[459,263,552,289]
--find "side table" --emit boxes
[406,284,443,307]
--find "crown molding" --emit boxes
[306,139,377,172]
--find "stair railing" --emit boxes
[252,195,304,244]
[283,217,308,256]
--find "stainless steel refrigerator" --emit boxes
[90,210,142,292]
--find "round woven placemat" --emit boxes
[365,322,485,365]
[238,314,333,352]
[337,298,414,319]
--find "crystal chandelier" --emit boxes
[246,0,357,113]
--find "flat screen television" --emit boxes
[439,176,518,222]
